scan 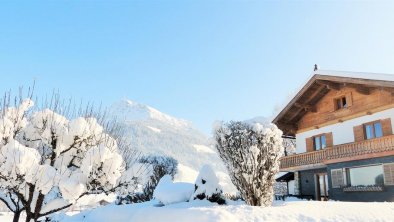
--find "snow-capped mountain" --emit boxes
[109,100,232,190]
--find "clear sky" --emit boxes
[1,1,394,134]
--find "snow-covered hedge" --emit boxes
[214,120,283,206]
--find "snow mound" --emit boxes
[192,165,222,199]
[191,165,224,204]
[153,175,194,205]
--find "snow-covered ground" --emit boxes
[46,198,394,222]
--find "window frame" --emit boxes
[363,120,383,140]
[313,133,327,151]
[345,164,385,187]
[334,96,347,110]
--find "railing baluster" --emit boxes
[279,135,394,171]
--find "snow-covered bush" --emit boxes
[116,155,178,204]
[0,96,141,222]
[139,155,178,199]
[115,162,153,205]
[153,175,194,205]
[214,120,283,206]
[191,165,225,205]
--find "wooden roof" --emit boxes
[273,71,394,137]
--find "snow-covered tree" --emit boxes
[0,97,140,222]
[191,165,225,205]
[283,137,296,156]
[214,121,283,206]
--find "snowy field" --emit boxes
[15,198,390,222]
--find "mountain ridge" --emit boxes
[109,99,233,191]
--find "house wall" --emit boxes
[288,180,295,195]
[299,168,327,199]
[295,108,394,153]
[327,156,394,202]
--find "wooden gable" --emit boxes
[297,86,394,131]
[273,72,394,136]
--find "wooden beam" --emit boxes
[287,107,307,124]
[316,80,341,90]
[356,87,370,95]
[294,102,317,113]
[345,83,372,95]
[305,84,326,103]
[277,122,297,134]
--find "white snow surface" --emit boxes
[56,198,394,222]
[316,69,394,81]
[153,175,194,205]
[146,126,161,133]
[115,99,191,129]
[192,144,216,154]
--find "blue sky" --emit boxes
[1,1,394,134]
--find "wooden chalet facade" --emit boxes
[273,70,394,201]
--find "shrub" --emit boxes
[214,121,283,206]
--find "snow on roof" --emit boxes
[315,69,394,82]
[270,69,394,123]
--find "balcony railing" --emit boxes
[280,134,394,171]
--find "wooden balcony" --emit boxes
[280,134,394,171]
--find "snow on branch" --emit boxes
[0,95,142,221]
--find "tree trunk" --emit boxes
[13,210,21,222]
[25,214,32,222]
[32,193,45,222]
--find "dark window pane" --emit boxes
[349,165,384,186]
[342,97,347,108]
[321,135,326,149]
[374,122,383,138]
[314,137,321,150]
[365,124,374,139]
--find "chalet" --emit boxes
[273,69,394,202]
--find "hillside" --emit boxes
[109,100,232,190]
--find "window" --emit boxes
[335,96,347,110]
[313,134,326,150]
[364,121,383,139]
[348,165,384,186]
[331,169,345,188]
